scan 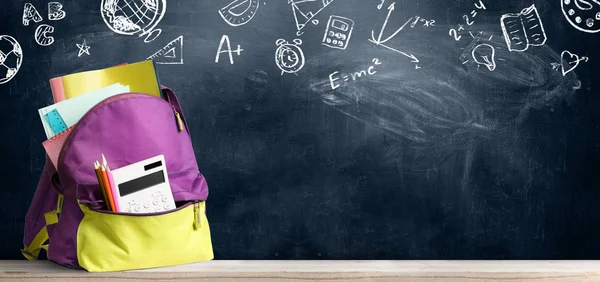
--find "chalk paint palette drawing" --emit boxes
[23,3,43,26]
[322,15,354,50]
[0,35,23,85]
[561,0,600,33]
[35,24,55,46]
[500,4,547,52]
[275,38,305,75]
[48,2,66,21]
[100,0,166,42]
[219,0,259,27]
[147,36,183,64]
[290,0,336,34]
[560,50,589,76]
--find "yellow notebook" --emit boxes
[61,60,161,100]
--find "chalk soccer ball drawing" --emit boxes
[275,39,305,75]
[0,35,23,85]
[561,0,600,33]
[100,0,166,40]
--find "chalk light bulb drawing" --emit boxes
[471,43,496,71]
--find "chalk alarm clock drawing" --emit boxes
[275,38,305,75]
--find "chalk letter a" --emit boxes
[23,3,43,26]
[215,35,234,64]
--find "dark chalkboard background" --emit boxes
[1,0,600,259]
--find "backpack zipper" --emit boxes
[193,201,202,229]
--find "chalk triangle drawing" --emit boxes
[290,0,335,31]
[147,36,183,65]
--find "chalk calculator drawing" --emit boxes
[290,0,335,35]
[100,0,166,43]
[219,0,260,27]
[0,35,23,85]
[147,36,183,64]
[500,5,547,52]
[322,15,354,50]
[561,0,600,33]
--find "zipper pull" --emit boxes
[172,105,184,132]
[193,202,202,230]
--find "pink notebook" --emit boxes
[43,126,73,168]
[49,77,65,103]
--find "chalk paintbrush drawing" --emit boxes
[23,3,43,26]
[35,24,55,46]
[76,40,91,57]
[48,2,66,21]
[100,0,166,43]
[219,0,259,26]
[215,35,243,65]
[561,0,600,33]
[0,35,23,85]
[322,15,354,50]
[147,36,183,64]
[329,58,382,90]
[275,38,305,75]
[471,44,496,71]
[500,5,547,52]
[290,0,335,36]
[560,50,589,76]
[368,2,419,68]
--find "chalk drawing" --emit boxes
[368,2,419,67]
[329,58,382,90]
[23,3,43,26]
[76,40,91,57]
[322,15,354,50]
[560,50,589,76]
[501,5,547,52]
[448,0,487,42]
[561,0,600,33]
[0,35,23,85]
[290,0,335,35]
[219,0,259,26]
[275,38,305,75]
[215,35,243,64]
[471,44,496,71]
[377,0,385,9]
[48,2,66,21]
[100,0,166,43]
[35,24,55,46]
[147,35,183,64]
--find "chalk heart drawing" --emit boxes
[100,0,166,43]
[147,36,183,64]
[561,0,600,33]
[23,3,43,26]
[275,38,305,75]
[471,43,496,71]
[219,0,259,27]
[48,2,66,21]
[35,24,55,46]
[0,35,23,85]
[500,4,547,52]
[561,50,589,76]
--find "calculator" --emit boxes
[322,15,354,50]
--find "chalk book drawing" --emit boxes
[290,0,335,35]
[0,35,23,85]
[147,36,183,64]
[100,0,166,43]
[500,4,547,52]
[561,0,600,33]
[219,0,260,26]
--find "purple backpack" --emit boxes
[22,87,214,272]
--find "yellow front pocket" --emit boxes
[77,201,213,272]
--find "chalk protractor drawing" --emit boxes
[561,0,600,33]
[147,35,183,64]
[219,0,259,27]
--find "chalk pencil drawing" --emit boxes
[0,35,23,85]
[219,0,259,27]
[500,4,547,52]
[560,50,589,76]
[322,15,354,50]
[100,0,166,43]
[76,40,91,57]
[561,0,600,33]
[368,2,419,66]
[23,3,43,26]
[48,2,66,21]
[275,38,305,75]
[147,35,183,64]
[35,24,55,46]
[215,35,243,65]
[471,43,496,71]
[290,0,335,35]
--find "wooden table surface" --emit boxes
[2,260,600,281]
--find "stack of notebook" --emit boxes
[39,60,163,168]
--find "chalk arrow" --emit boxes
[371,2,395,44]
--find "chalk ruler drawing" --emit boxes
[0,35,23,85]
[147,36,183,64]
[35,24,55,46]
[215,35,243,65]
[275,38,305,75]
[559,50,589,76]
[561,0,600,33]
[329,58,382,90]
[471,44,496,71]
[322,15,354,50]
[23,3,43,26]
[500,5,547,52]
[368,2,419,68]
[48,2,66,20]
[76,40,91,57]
[448,0,487,42]
[100,0,166,43]
[290,0,335,35]
[219,0,259,26]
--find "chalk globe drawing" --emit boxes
[101,0,166,40]
[0,35,23,85]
